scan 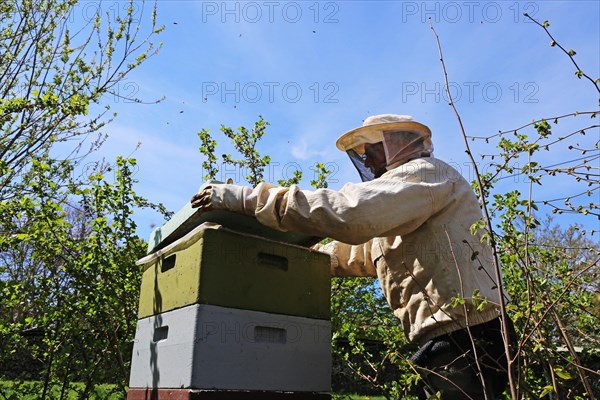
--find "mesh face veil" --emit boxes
[346,148,375,182]
[382,130,433,169]
[336,115,433,182]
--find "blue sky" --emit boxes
[80,1,599,241]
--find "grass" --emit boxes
[1,382,387,400]
[0,381,123,400]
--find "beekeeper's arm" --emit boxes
[191,174,435,276]
[312,240,377,277]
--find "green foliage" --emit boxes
[197,128,218,181]
[499,213,599,398]
[278,169,303,187]
[196,116,334,189]
[221,116,272,186]
[330,278,419,399]
[311,163,332,189]
[0,0,167,397]
[462,15,600,399]
[0,156,162,398]
[0,0,163,202]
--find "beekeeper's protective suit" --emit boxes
[191,114,514,399]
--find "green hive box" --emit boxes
[137,226,331,320]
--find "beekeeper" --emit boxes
[190,114,515,399]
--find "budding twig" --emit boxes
[524,13,599,94]
[429,19,517,399]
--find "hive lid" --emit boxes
[147,182,321,254]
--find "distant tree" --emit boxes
[0,157,159,398]
[0,0,163,204]
[0,0,167,397]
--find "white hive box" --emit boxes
[129,303,332,392]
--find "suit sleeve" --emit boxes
[312,240,377,277]
[209,166,438,245]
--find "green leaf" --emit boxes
[540,385,555,397]
[554,367,574,380]
[480,232,492,245]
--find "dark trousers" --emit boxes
[409,316,517,399]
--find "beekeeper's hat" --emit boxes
[336,114,433,181]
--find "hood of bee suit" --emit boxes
[335,114,434,181]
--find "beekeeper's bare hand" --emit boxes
[190,186,213,210]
